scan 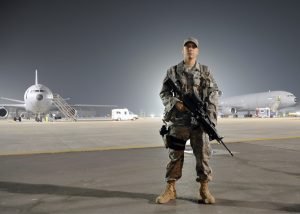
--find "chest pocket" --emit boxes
[193,72,201,86]
[196,71,212,100]
[179,72,199,94]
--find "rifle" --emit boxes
[164,78,234,156]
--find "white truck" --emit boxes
[111,108,138,121]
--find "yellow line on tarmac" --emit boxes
[0,145,163,157]
[222,136,300,143]
[0,136,300,157]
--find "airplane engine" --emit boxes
[0,107,8,118]
[222,107,237,115]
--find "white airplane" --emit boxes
[0,70,116,122]
[219,91,297,117]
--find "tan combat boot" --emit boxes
[155,181,176,204]
[200,181,215,204]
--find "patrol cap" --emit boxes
[183,37,199,47]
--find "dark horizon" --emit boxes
[1,0,299,115]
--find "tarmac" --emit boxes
[0,118,299,213]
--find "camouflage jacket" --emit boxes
[160,61,219,126]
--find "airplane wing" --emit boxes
[0,97,25,104]
[219,105,244,110]
[0,104,26,119]
[48,104,117,119]
[48,103,117,112]
[0,103,26,108]
[0,98,26,114]
[219,105,244,109]
[71,104,117,108]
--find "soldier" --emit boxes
[156,37,219,204]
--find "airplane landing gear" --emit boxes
[14,117,22,122]
[35,114,43,122]
[35,117,42,122]
[244,111,253,118]
[14,108,22,122]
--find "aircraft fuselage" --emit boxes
[24,84,53,115]
[219,91,297,115]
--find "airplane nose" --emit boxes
[36,94,43,101]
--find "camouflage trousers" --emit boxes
[165,125,213,182]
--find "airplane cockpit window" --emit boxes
[31,89,45,93]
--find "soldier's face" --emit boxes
[183,42,199,60]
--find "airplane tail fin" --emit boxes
[35,69,38,85]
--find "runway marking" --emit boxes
[221,136,300,144]
[0,145,162,157]
[184,149,238,155]
[0,136,300,157]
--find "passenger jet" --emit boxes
[219,91,297,117]
[0,70,116,122]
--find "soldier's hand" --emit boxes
[175,101,186,112]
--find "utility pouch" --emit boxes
[159,124,170,148]
[159,124,169,136]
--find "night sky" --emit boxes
[0,0,299,115]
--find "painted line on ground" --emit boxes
[0,145,163,157]
[222,136,300,144]
[0,136,300,157]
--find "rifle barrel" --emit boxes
[217,139,234,156]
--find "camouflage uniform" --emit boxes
[160,60,219,183]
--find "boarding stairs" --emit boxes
[270,96,281,112]
[52,94,77,121]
